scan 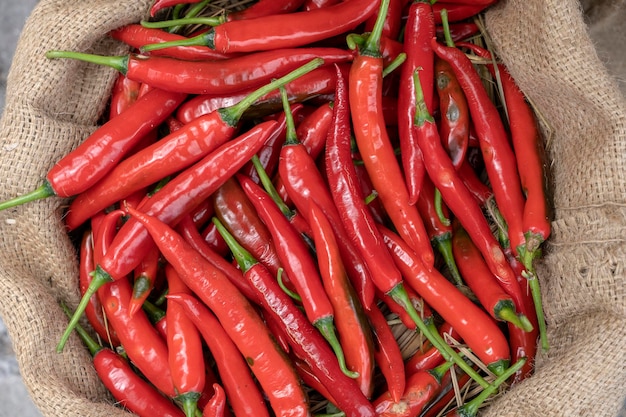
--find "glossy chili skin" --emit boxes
[124,206,309,417]
[364,0,404,40]
[45,88,186,199]
[167,293,270,417]
[404,322,459,376]
[308,201,376,398]
[98,121,277,281]
[380,225,511,373]
[217,220,378,417]
[226,0,306,21]
[108,73,141,119]
[435,22,480,43]
[150,0,199,16]
[164,265,206,416]
[431,39,527,257]
[397,0,435,205]
[365,303,405,404]
[110,24,234,61]
[128,244,160,317]
[458,159,493,206]
[203,0,379,53]
[432,2,493,23]
[202,383,228,417]
[349,45,434,267]
[435,56,470,169]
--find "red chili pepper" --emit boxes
[108,73,142,119]
[124,206,309,417]
[167,293,271,417]
[0,88,186,212]
[420,368,472,417]
[435,56,470,169]
[64,61,321,231]
[290,357,338,406]
[416,176,464,287]
[303,0,340,10]
[404,322,460,376]
[141,298,168,340]
[380,224,512,376]
[458,159,493,206]
[397,0,435,205]
[452,224,533,332]
[276,86,377,310]
[150,0,201,16]
[202,383,228,417]
[348,2,434,265]
[46,48,350,95]
[213,216,378,417]
[411,64,526,317]
[226,0,306,21]
[364,0,404,40]
[308,200,376,398]
[373,360,453,417]
[199,220,231,258]
[143,0,379,53]
[110,24,235,61]
[365,303,405,403]
[164,264,206,417]
[430,40,527,258]
[66,314,185,417]
[376,285,433,332]
[128,244,160,317]
[78,230,119,347]
[435,22,479,43]
[432,2,493,24]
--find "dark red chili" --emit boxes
[380,224,511,377]
[68,316,184,417]
[46,48,350,95]
[0,88,186,212]
[64,61,320,231]
[348,2,434,265]
[226,0,306,21]
[308,201,376,398]
[365,303,406,403]
[432,2,493,24]
[397,0,435,205]
[199,219,231,258]
[373,360,453,417]
[167,293,271,417]
[430,39,527,258]
[404,322,460,376]
[202,383,228,417]
[213,216,378,417]
[124,206,309,417]
[458,159,493,206]
[110,24,235,61]
[164,264,206,417]
[435,22,480,43]
[143,0,378,53]
[108,73,141,119]
[150,0,200,16]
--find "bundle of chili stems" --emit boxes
[0,0,553,416]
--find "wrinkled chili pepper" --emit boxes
[64,60,321,231]
[167,293,270,417]
[397,0,435,205]
[124,206,309,417]
[348,0,434,265]
[164,264,206,417]
[0,88,186,212]
[213,217,378,417]
[66,311,185,417]
[141,0,379,53]
[46,48,350,95]
[308,200,376,397]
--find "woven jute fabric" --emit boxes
[0,0,624,416]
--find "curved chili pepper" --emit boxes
[164,264,206,417]
[380,224,511,376]
[430,40,526,259]
[348,2,434,265]
[150,0,201,16]
[78,230,120,347]
[411,66,526,318]
[58,121,278,352]
[46,48,351,95]
[142,0,379,53]
[404,322,460,376]
[175,64,348,124]
[458,159,493,206]
[432,2,493,24]
[202,383,227,417]
[67,314,185,417]
[124,206,309,417]
[128,244,161,317]
[365,302,405,403]
[416,176,464,287]
[397,0,435,205]
[0,88,186,212]
[435,56,470,169]
[236,174,353,379]
[167,293,270,417]
[110,24,235,61]
[308,200,376,397]
[277,86,377,310]
[213,217,378,417]
[373,360,453,417]
[91,209,177,398]
[64,60,321,231]
[452,224,533,331]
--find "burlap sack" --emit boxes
[0,0,623,416]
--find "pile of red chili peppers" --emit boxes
[1,0,554,416]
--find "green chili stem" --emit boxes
[45,51,129,75]
[314,317,360,379]
[440,9,456,48]
[177,392,201,417]
[60,302,102,357]
[0,181,55,211]
[279,85,299,145]
[251,155,294,219]
[140,16,223,29]
[382,52,407,78]
[361,0,390,57]
[434,188,451,226]
[277,268,302,302]
[432,233,464,287]
[494,300,534,332]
